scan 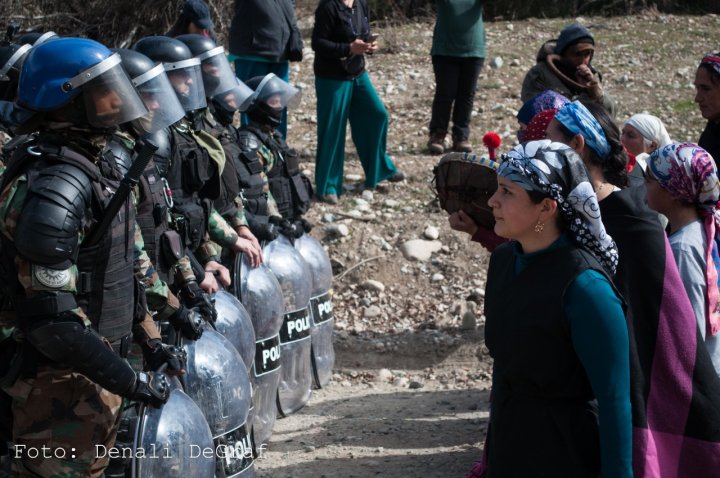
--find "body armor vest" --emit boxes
[164,126,212,251]
[136,161,174,282]
[233,127,269,218]
[5,140,135,343]
[245,125,311,221]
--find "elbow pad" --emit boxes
[26,319,137,396]
[15,163,91,269]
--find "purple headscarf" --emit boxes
[648,142,720,336]
[517,90,570,126]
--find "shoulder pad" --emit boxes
[15,163,92,268]
[104,138,134,176]
[236,129,260,152]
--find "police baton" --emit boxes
[85,139,158,246]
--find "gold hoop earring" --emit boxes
[534,221,545,233]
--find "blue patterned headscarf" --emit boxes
[555,101,611,160]
[498,140,619,274]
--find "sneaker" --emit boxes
[388,171,406,182]
[318,194,338,205]
[428,130,446,155]
[452,138,472,153]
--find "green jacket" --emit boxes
[431,0,485,58]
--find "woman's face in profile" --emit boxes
[488,176,544,241]
[695,67,720,122]
[621,124,647,157]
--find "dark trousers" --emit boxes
[430,55,484,140]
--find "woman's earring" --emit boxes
[534,221,545,233]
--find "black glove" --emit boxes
[298,218,313,233]
[128,371,170,408]
[253,222,279,242]
[167,305,203,340]
[143,338,187,373]
[277,218,297,238]
[179,281,217,324]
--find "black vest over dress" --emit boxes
[483,240,603,478]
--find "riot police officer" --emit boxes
[240,73,313,236]
[110,47,206,341]
[0,38,170,477]
[133,36,262,272]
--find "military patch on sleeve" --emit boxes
[33,265,71,288]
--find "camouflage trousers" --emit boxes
[3,366,122,477]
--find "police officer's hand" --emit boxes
[236,225,261,252]
[204,260,231,288]
[168,305,204,340]
[199,271,219,294]
[233,236,263,268]
[277,218,299,238]
[129,371,170,408]
[144,338,187,375]
[298,218,313,233]
[254,222,279,242]
[180,281,217,323]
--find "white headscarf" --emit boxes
[624,113,672,151]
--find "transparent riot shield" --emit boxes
[294,232,335,388]
[263,234,313,416]
[182,327,255,477]
[133,377,215,478]
[214,290,256,372]
[234,253,284,451]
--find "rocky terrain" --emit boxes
[253,12,720,477]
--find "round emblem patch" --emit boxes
[34,266,71,288]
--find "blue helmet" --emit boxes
[18,37,147,128]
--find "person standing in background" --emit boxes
[427,0,485,155]
[311,0,403,205]
[228,0,304,139]
[167,0,217,41]
[695,53,720,165]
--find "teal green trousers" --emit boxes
[314,71,397,196]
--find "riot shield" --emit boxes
[214,290,256,372]
[182,327,255,477]
[133,377,215,478]
[263,234,313,416]
[294,232,335,388]
[234,253,284,450]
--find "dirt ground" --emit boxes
[254,12,720,477]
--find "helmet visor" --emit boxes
[198,47,238,99]
[254,73,301,111]
[213,78,254,113]
[81,60,148,129]
[164,58,206,112]
[131,64,185,133]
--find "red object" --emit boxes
[482,132,502,160]
[525,109,558,142]
[624,146,637,172]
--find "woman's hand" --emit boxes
[448,210,479,236]
[349,38,370,55]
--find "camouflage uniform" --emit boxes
[0,132,163,477]
[0,169,122,478]
[248,140,281,218]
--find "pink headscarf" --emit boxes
[648,142,720,336]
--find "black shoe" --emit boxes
[388,171,406,182]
